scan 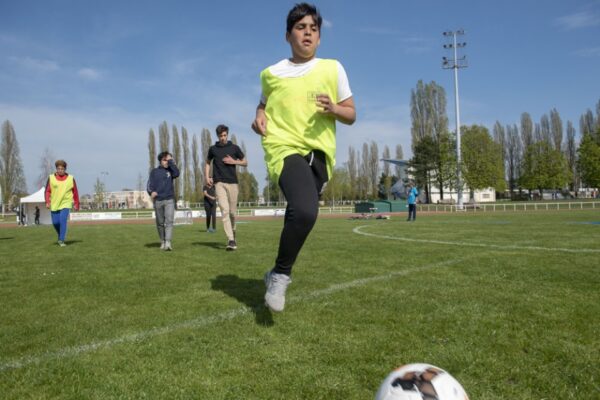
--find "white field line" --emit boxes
[0,258,463,373]
[353,225,600,254]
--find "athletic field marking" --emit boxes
[0,258,463,373]
[353,225,600,254]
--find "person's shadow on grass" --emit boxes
[210,274,274,326]
[0,237,15,240]
[192,241,223,250]
[64,239,83,245]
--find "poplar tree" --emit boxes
[565,121,577,191]
[394,144,403,179]
[181,127,192,202]
[148,128,156,175]
[172,125,181,202]
[37,147,55,189]
[158,121,169,152]
[550,108,563,152]
[0,120,27,208]
[347,146,358,200]
[192,134,202,202]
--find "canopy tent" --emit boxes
[20,187,51,225]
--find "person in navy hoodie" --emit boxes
[147,151,180,251]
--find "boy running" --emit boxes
[252,3,356,312]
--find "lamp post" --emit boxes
[443,30,467,210]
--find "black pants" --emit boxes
[273,152,327,276]
[408,204,416,221]
[204,202,216,230]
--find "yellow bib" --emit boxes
[260,59,338,180]
[49,174,74,211]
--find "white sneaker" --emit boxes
[264,270,291,312]
[160,241,166,250]
[165,241,172,251]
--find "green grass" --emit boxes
[0,211,599,399]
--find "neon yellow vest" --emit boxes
[260,59,338,180]
[49,174,74,211]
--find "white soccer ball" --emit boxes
[375,363,469,400]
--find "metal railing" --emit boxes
[419,201,600,213]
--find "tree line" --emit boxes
[2,85,599,210]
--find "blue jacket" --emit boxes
[147,160,180,201]
[407,187,418,205]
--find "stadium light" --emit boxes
[442,29,468,210]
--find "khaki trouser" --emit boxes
[215,182,238,241]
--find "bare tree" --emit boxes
[37,147,55,189]
[493,121,507,189]
[506,124,522,196]
[158,121,169,152]
[360,142,370,198]
[520,112,534,149]
[565,121,577,191]
[181,127,192,202]
[394,144,403,178]
[148,128,156,175]
[382,145,391,199]
[579,109,595,136]
[192,134,202,202]
[369,141,379,198]
[347,146,357,199]
[550,108,563,152]
[201,128,212,164]
[540,114,551,145]
[0,120,27,209]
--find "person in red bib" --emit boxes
[45,159,80,247]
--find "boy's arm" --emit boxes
[316,95,356,125]
[252,103,267,136]
[204,161,213,186]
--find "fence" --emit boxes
[419,201,600,213]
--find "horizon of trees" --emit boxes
[1,90,599,210]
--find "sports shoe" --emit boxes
[226,240,237,251]
[164,241,173,251]
[160,241,166,250]
[58,240,66,247]
[264,270,292,312]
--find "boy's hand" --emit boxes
[222,155,236,165]
[316,94,336,115]
[252,104,267,136]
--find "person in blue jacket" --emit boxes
[407,181,418,222]
[147,151,180,250]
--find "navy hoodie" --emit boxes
[147,160,180,201]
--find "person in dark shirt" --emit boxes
[204,124,247,251]
[34,206,40,225]
[203,182,217,233]
[147,151,180,251]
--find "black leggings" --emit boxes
[273,153,326,276]
[204,202,216,229]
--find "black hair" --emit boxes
[286,3,322,34]
[216,124,229,136]
[157,151,171,162]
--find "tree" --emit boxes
[461,125,505,201]
[520,141,570,193]
[580,109,595,136]
[505,124,522,196]
[381,146,391,199]
[347,146,358,200]
[36,147,55,189]
[181,127,192,202]
[263,169,281,204]
[394,144,404,178]
[577,130,600,188]
[158,121,169,152]
[565,121,577,191]
[550,108,563,152]
[409,135,436,204]
[172,125,181,201]
[148,129,156,175]
[520,112,534,149]
[0,120,27,209]
[322,167,351,203]
[93,177,106,208]
[359,142,370,198]
[192,134,202,202]
[540,114,551,145]
[201,128,212,164]
[369,141,379,198]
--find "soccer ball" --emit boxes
[375,363,469,400]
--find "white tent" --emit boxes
[20,187,51,225]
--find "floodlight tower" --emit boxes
[443,30,467,210]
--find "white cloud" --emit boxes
[77,68,102,80]
[322,19,333,29]
[573,46,600,57]
[556,11,600,30]
[9,56,59,72]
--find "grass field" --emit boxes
[1,210,599,399]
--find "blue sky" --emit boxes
[1,0,599,194]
